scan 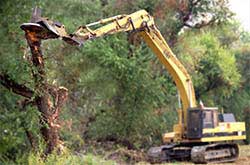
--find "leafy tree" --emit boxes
[226,40,250,142]
[176,30,240,106]
[78,37,172,148]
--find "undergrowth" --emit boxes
[1,151,116,165]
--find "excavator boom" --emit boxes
[64,10,197,134]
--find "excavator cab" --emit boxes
[187,107,244,142]
[187,107,219,139]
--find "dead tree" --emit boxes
[0,7,68,155]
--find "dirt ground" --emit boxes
[236,145,250,165]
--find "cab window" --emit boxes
[203,111,213,128]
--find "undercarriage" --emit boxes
[147,143,239,164]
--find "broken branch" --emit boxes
[0,73,34,98]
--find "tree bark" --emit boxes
[0,73,34,98]
[23,31,68,155]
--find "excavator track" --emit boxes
[191,143,239,164]
[147,144,191,163]
[148,143,239,164]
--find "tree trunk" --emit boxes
[24,30,68,155]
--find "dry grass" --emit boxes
[237,145,250,165]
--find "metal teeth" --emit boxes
[62,36,83,46]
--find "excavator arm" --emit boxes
[21,9,196,139]
[64,10,197,133]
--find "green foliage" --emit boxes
[176,30,240,106]
[0,88,40,162]
[26,152,115,165]
[1,151,116,165]
[75,36,171,148]
[223,42,250,144]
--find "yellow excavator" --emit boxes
[21,8,246,164]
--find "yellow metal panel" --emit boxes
[162,131,183,143]
[203,122,246,134]
[201,135,246,142]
